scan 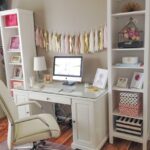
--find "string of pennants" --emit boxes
[35,25,107,54]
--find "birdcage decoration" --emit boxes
[118,17,144,48]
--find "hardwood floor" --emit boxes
[0,118,147,150]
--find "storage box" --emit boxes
[119,92,142,117]
[115,116,143,136]
[119,103,142,117]
[5,14,18,26]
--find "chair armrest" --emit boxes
[15,115,49,128]
[16,101,42,109]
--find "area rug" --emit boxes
[0,118,8,143]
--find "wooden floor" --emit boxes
[0,118,147,150]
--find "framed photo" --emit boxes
[43,74,52,84]
[10,80,23,89]
[9,36,20,50]
[116,77,128,88]
[10,55,21,63]
[130,72,144,89]
[93,68,108,89]
[13,66,23,79]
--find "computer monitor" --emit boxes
[53,56,83,85]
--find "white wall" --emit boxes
[11,0,107,83]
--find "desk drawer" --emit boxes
[29,92,71,105]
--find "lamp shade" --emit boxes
[34,56,47,71]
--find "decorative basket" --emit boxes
[118,17,144,48]
[119,92,142,117]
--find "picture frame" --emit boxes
[116,77,128,88]
[93,68,108,89]
[10,80,23,89]
[43,74,52,84]
[12,66,23,79]
[9,36,20,50]
[10,55,21,63]
[130,72,144,89]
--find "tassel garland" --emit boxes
[35,26,108,54]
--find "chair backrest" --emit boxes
[0,80,18,124]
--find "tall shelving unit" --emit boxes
[0,9,36,94]
[107,0,150,149]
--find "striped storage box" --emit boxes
[115,116,143,136]
[119,92,142,117]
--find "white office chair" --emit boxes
[0,80,61,150]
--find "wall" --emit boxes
[11,0,107,83]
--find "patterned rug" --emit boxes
[0,118,8,143]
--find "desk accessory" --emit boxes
[34,56,47,82]
[86,86,99,92]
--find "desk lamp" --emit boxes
[34,56,47,82]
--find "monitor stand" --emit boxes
[62,81,76,86]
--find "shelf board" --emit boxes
[113,109,143,120]
[113,131,143,143]
[112,48,145,51]
[112,86,144,93]
[3,26,18,29]
[10,78,24,82]
[112,10,146,17]
[9,62,22,65]
[7,50,21,53]
[112,66,144,69]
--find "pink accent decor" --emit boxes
[5,14,18,26]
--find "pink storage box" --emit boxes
[5,14,18,26]
[119,103,142,117]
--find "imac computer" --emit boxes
[53,56,83,85]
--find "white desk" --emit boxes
[13,82,108,150]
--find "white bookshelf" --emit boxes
[107,0,150,149]
[0,9,36,94]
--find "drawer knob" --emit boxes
[72,120,76,123]
[46,98,50,101]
